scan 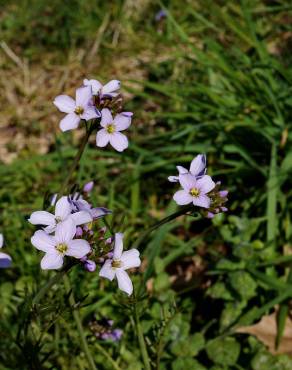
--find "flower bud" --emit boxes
[83,181,94,193]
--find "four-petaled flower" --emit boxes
[54,86,100,132]
[28,196,92,233]
[99,233,141,295]
[173,174,215,208]
[0,234,12,269]
[31,219,91,270]
[83,79,121,98]
[96,108,132,152]
[168,154,206,182]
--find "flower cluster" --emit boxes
[89,318,123,342]
[54,78,132,152]
[0,234,12,269]
[170,154,228,217]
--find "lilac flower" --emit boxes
[99,233,141,295]
[168,154,206,182]
[96,108,132,152]
[28,196,92,234]
[173,174,215,208]
[0,234,12,269]
[70,197,111,220]
[54,86,100,132]
[31,219,90,270]
[83,181,94,193]
[155,9,167,21]
[83,79,121,98]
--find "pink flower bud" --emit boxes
[219,190,228,198]
[83,181,94,193]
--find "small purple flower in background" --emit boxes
[83,181,94,193]
[96,108,132,152]
[83,79,121,98]
[155,9,167,22]
[99,233,141,295]
[168,154,206,182]
[54,86,100,132]
[89,318,123,342]
[28,196,92,233]
[0,234,12,269]
[31,219,91,270]
[173,174,215,208]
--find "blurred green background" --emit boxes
[1,0,292,369]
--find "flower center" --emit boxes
[55,243,68,254]
[112,259,122,268]
[74,106,84,115]
[106,124,115,134]
[190,187,200,197]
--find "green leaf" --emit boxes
[206,337,240,366]
[172,357,206,370]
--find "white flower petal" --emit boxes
[70,211,92,226]
[99,260,115,281]
[0,252,12,268]
[197,175,215,194]
[66,239,91,258]
[55,218,76,244]
[0,233,3,248]
[28,211,55,226]
[53,95,75,113]
[113,233,124,260]
[115,269,133,295]
[31,230,56,252]
[177,166,188,174]
[96,129,110,147]
[113,113,132,131]
[81,106,100,121]
[60,113,80,132]
[102,80,121,95]
[121,249,141,270]
[75,86,92,107]
[178,174,197,191]
[55,196,72,220]
[193,194,210,208]
[100,108,113,127]
[41,253,64,270]
[189,154,206,177]
[83,79,102,95]
[173,190,193,205]
[168,176,179,182]
[109,132,128,152]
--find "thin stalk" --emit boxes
[134,298,151,370]
[64,275,96,370]
[94,342,122,370]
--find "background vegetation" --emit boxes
[1,0,292,369]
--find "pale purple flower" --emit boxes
[83,181,94,193]
[54,86,100,132]
[70,198,111,220]
[31,219,91,270]
[155,9,167,21]
[96,108,132,152]
[28,196,92,234]
[219,190,228,198]
[173,174,215,208]
[168,154,206,182]
[99,233,141,296]
[0,234,12,269]
[83,79,120,98]
[84,259,96,272]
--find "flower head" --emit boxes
[0,234,12,269]
[28,196,92,233]
[173,174,215,208]
[54,86,100,132]
[31,219,91,270]
[99,233,141,295]
[83,79,121,98]
[168,154,206,182]
[96,108,132,152]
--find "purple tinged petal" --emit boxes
[177,166,188,174]
[60,113,80,132]
[41,253,63,270]
[115,269,133,295]
[75,86,92,107]
[193,194,210,208]
[173,190,193,205]
[99,260,115,281]
[53,95,75,113]
[196,175,215,194]
[100,108,113,127]
[0,234,3,248]
[102,80,121,95]
[96,129,110,147]
[178,173,197,191]
[83,79,102,95]
[55,196,72,220]
[120,249,141,270]
[0,252,12,268]
[70,211,92,226]
[55,218,76,244]
[121,112,133,117]
[83,181,94,193]
[31,230,56,252]
[112,329,123,341]
[91,207,111,219]
[109,132,128,152]
[113,113,132,131]
[50,193,58,206]
[221,207,228,212]
[190,154,206,177]
[84,260,96,272]
[219,190,228,198]
[28,211,55,226]
[207,212,215,219]
[81,106,100,121]
[75,226,83,237]
[66,239,91,258]
[168,176,179,182]
[113,233,124,260]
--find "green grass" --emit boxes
[1,0,292,369]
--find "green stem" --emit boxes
[134,301,151,370]
[94,342,122,370]
[64,275,96,370]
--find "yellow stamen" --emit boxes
[74,106,84,115]
[106,124,115,134]
[190,187,200,197]
[112,260,122,268]
[55,243,68,253]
